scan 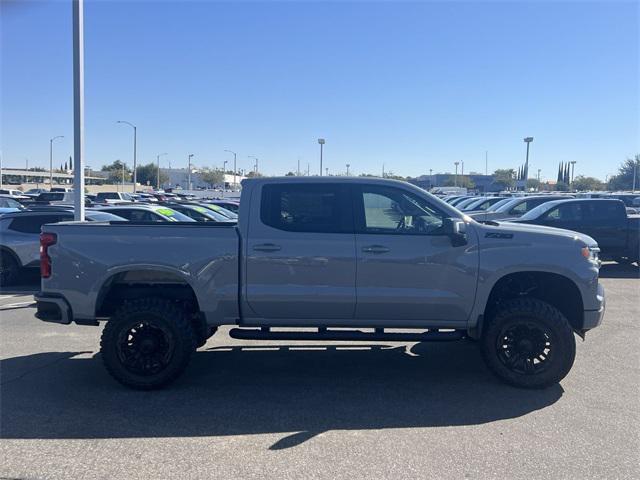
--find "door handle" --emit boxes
[362,245,390,254]
[253,243,281,252]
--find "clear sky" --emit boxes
[1,0,638,180]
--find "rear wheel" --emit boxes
[100,298,196,389]
[0,251,20,286]
[481,298,576,389]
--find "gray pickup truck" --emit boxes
[35,177,605,390]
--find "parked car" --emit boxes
[512,199,640,264]
[23,188,48,198]
[460,196,504,212]
[32,191,92,206]
[448,196,475,207]
[160,203,232,222]
[0,209,126,284]
[469,195,571,222]
[50,187,73,192]
[96,205,196,222]
[208,199,240,214]
[0,195,26,215]
[199,202,238,220]
[453,197,481,210]
[0,189,30,201]
[36,177,604,390]
[95,192,135,203]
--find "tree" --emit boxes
[526,178,541,191]
[555,181,569,192]
[135,163,168,188]
[572,175,604,191]
[245,171,263,178]
[493,169,515,189]
[101,160,131,183]
[608,155,640,190]
[285,171,296,176]
[199,167,225,187]
[64,161,68,171]
[69,156,73,171]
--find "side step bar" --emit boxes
[229,327,464,342]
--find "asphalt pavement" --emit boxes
[1,263,638,480]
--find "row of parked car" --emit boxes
[0,190,241,284]
[441,193,639,265]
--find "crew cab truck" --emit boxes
[513,199,640,265]
[35,177,605,390]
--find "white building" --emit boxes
[159,168,247,190]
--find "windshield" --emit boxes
[0,197,24,209]
[153,207,196,222]
[86,212,128,222]
[518,202,560,221]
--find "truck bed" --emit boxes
[40,221,240,324]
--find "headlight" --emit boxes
[581,246,600,263]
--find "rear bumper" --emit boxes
[34,293,72,325]
[582,282,606,330]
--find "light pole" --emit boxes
[346,163,350,176]
[248,155,258,175]
[537,168,541,182]
[633,157,639,191]
[117,120,137,192]
[224,150,237,187]
[156,153,167,189]
[325,167,329,176]
[454,161,459,187]
[429,168,433,188]
[570,160,577,189]
[461,160,464,176]
[382,163,385,178]
[318,138,325,176]
[49,136,64,187]
[187,154,194,190]
[523,137,534,188]
[72,0,85,220]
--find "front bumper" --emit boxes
[34,293,72,325]
[582,282,606,330]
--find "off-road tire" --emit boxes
[481,298,576,389]
[0,251,20,286]
[100,298,197,389]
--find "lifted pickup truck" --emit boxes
[35,177,605,389]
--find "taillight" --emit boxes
[40,232,57,278]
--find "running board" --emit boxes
[229,327,464,342]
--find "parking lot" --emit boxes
[0,263,637,480]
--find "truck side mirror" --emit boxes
[442,217,468,247]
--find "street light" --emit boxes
[156,153,167,190]
[224,149,237,187]
[570,160,577,189]
[523,137,534,188]
[49,135,64,187]
[188,154,194,190]
[346,163,350,176]
[248,155,258,175]
[454,161,460,187]
[318,138,325,176]
[117,120,137,192]
[429,168,433,188]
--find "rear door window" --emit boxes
[8,214,70,233]
[260,184,352,233]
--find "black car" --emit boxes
[513,199,640,264]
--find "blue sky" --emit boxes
[1,0,638,180]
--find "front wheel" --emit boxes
[481,298,576,389]
[100,298,197,389]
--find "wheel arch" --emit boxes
[479,271,584,334]
[95,267,202,318]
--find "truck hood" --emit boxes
[476,220,598,247]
